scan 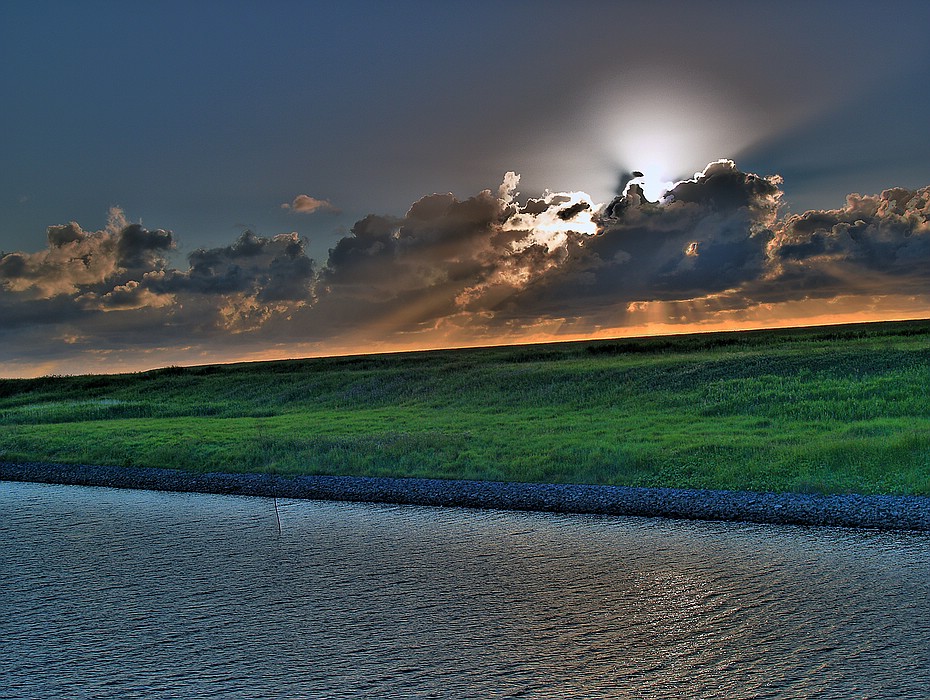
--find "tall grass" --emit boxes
[2,319,930,495]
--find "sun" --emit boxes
[623,164,676,203]
[612,116,706,202]
[596,76,764,203]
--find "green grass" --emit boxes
[3,319,930,495]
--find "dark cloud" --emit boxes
[4,161,930,375]
[311,189,512,332]
[774,187,930,268]
[307,160,789,339]
[557,200,591,221]
[496,160,781,325]
[763,185,930,300]
[47,222,84,247]
[662,159,782,213]
[147,230,315,302]
[520,198,552,216]
[0,253,27,279]
[318,188,504,302]
[116,224,175,268]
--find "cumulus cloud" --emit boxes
[533,160,781,306]
[0,207,174,299]
[0,216,316,357]
[281,194,338,214]
[4,161,930,375]
[146,230,315,303]
[89,280,174,312]
[766,186,930,297]
[311,175,604,336]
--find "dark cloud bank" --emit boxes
[3,160,930,375]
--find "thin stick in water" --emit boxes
[272,490,282,536]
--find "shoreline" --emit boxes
[3,460,930,531]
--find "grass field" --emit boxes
[2,320,930,495]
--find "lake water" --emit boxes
[2,481,929,699]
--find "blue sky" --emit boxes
[3,1,930,375]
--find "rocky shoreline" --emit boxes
[3,460,929,530]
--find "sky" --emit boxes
[3,0,930,377]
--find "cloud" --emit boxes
[146,230,315,303]
[4,162,930,375]
[0,207,174,299]
[89,280,174,312]
[281,194,338,214]
[759,184,930,302]
[311,160,930,342]
[311,177,605,337]
[0,219,316,360]
[542,160,781,305]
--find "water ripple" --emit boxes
[2,481,929,699]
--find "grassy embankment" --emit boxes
[2,319,930,495]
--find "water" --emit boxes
[1,481,928,699]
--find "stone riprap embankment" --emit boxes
[2,461,929,531]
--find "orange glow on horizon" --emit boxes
[5,293,928,379]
